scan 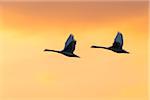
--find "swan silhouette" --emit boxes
[44,34,80,58]
[91,32,129,53]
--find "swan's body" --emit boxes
[91,32,129,53]
[44,34,80,58]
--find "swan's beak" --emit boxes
[44,49,48,51]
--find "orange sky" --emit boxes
[0,1,149,100]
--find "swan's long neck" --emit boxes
[44,49,60,53]
[91,46,108,49]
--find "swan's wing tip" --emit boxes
[117,32,123,36]
[115,32,123,43]
[68,34,74,40]
[64,34,75,48]
[69,33,74,37]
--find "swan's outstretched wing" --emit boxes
[63,34,76,53]
[64,34,74,48]
[112,32,123,49]
[63,40,76,53]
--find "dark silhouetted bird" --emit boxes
[44,34,80,58]
[91,32,129,53]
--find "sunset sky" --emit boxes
[0,1,149,100]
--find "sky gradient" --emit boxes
[0,1,149,100]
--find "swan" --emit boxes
[91,32,129,53]
[44,34,80,58]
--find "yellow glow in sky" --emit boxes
[0,1,148,100]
